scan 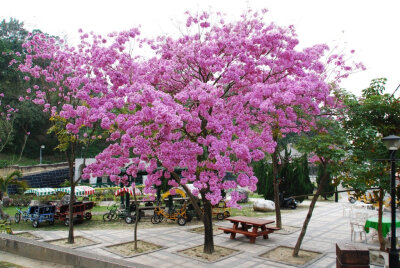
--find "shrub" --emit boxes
[0,160,9,168]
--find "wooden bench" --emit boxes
[219,216,278,243]
[218,227,278,237]
[265,226,280,231]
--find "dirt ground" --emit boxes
[178,245,239,262]
[105,240,162,257]
[260,246,322,266]
[47,236,97,248]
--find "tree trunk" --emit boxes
[68,181,75,244]
[17,132,28,162]
[377,188,385,251]
[293,161,329,257]
[133,181,139,251]
[66,150,75,244]
[180,183,203,221]
[0,203,7,220]
[0,192,8,220]
[272,149,282,229]
[202,196,214,254]
[171,172,213,253]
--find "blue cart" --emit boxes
[15,205,56,228]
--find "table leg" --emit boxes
[249,226,258,243]
[230,222,238,239]
[261,225,269,239]
[241,223,250,231]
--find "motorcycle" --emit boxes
[279,193,297,209]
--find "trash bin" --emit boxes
[336,243,369,268]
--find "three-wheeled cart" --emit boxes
[55,201,94,226]
[23,204,56,228]
[212,200,231,220]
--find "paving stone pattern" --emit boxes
[24,198,391,267]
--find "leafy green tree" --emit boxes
[341,78,400,250]
[0,18,59,162]
[283,154,313,203]
[253,158,274,200]
[0,170,28,219]
[316,163,335,200]
[253,149,313,203]
[293,114,348,256]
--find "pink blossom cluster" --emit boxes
[0,94,18,121]
[16,10,362,207]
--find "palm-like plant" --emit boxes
[0,170,28,219]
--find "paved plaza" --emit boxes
[2,197,392,267]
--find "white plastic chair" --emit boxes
[349,211,368,243]
[342,204,352,217]
[351,211,368,223]
[350,222,368,243]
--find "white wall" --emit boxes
[74,158,98,184]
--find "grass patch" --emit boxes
[0,262,25,268]
[248,193,263,198]
[0,153,64,166]
[229,202,275,217]
[3,200,304,231]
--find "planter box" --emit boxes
[336,243,369,267]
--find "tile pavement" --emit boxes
[14,197,392,267]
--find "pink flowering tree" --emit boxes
[15,32,114,243]
[17,9,359,253]
[80,10,358,253]
[0,93,18,153]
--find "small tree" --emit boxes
[17,32,105,244]
[0,170,28,219]
[253,158,274,200]
[254,150,313,203]
[293,114,348,257]
[316,163,335,200]
[341,78,400,251]
[284,154,313,203]
[0,94,18,153]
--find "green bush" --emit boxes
[252,151,313,202]
[0,160,9,168]
[60,179,70,187]
[253,159,274,200]
[280,154,313,202]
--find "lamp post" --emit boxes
[39,145,45,165]
[382,135,400,267]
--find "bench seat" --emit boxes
[218,227,257,237]
[265,226,280,231]
[218,227,278,237]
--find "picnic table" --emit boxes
[364,217,400,237]
[218,216,279,243]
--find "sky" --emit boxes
[2,0,400,96]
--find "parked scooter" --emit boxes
[279,193,297,209]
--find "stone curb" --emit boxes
[0,233,151,268]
